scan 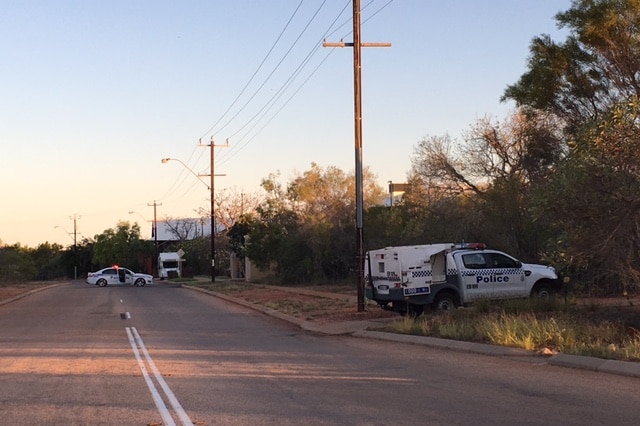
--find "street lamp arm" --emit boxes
[161,158,211,190]
[162,144,226,284]
[128,211,151,222]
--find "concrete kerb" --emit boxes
[354,329,533,357]
[182,283,640,378]
[548,353,640,377]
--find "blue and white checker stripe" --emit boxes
[460,268,521,277]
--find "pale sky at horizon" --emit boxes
[1,0,572,247]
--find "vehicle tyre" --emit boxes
[407,304,424,318]
[135,278,146,287]
[532,282,552,300]
[392,301,409,316]
[433,292,457,312]
[97,279,107,287]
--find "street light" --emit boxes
[161,158,210,190]
[128,210,149,223]
[161,156,220,283]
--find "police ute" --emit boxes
[365,243,562,316]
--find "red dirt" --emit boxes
[220,287,397,323]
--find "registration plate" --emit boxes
[404,286,429,296]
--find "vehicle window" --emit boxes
[103,269,116,275]
[486,253,519,268]
[124,270,133,276]
[462,253,487,269]
[378,262,385,273]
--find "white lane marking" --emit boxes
[126,327,175,426]
[130,327,193,426]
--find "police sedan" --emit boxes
[86,266,153,287]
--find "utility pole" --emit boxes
[199,137,228,283]
[323,0,391,312]
[147,200,162,275]
[70,214,80,280]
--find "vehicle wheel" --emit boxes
[392,301,409,316]
[433,292,457,312]
[407,304,424,318]
[97,279,107,287]
[532,283,552,300]
[135,278,146,287]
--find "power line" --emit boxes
[159,1,394,203]
[217,1,352,165]
[207,0,330,141]
[198,0,307,141]
[160,1,323,204]
[218,0,393,164]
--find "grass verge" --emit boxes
[382,298,640,362]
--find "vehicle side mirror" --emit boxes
[516,261,522,268]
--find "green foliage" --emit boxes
[92,221,153,271]
[29,242,65,280]
[532,98,640,294]
[0,242,70,282]
[227,215,256,258]
[503,0,640,131]
[237,164,385,284]
[0,245,37,283]
[180,236,211,277]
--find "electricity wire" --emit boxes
[198,0,307,141]
[159,0,393,205]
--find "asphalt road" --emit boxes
[1,281,639,425]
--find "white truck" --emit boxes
[158,252,183,279]
[365,243,562,316]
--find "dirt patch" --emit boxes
[0,282,61,303]
[227,286,640,326]
[0,287,29,301]
[223,286,397,323]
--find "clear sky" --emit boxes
[1,0,572,247]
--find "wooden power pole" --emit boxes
[200,137,228,283]
[323,0,390,311]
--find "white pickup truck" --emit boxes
[365,243,562,316]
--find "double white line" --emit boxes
[126,326,193,426]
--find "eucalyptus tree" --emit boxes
[503,0,640,135]
[408,110,561,258]
[234,164,385,283]
[503,0,640,293]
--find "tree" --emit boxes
[29,242,65,280]
[0,244,37,283]
[62,237,94,278]
[533,98,640,294]
[162,217,199,243]
[503,0,640,294]
[407,111,561,258]
[92,222,153,271]
[232,164,386,283]
[207,187,262,232]
[503,0,640,134]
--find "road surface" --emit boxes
[0,281,638,425]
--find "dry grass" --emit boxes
[384,298,640,361]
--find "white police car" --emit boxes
[87,266,153,287]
